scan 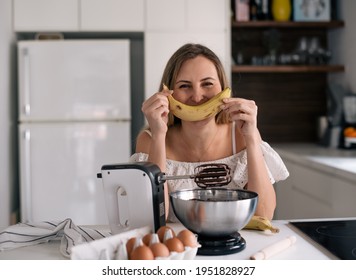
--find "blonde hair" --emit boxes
[159,43,231,126]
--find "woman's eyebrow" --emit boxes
[176,80,191,84]
[176,77,216,84]
[201,77,216,82]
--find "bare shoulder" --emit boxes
[135,130,152,153]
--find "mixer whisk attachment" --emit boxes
[158,163,232,188]
[193,163,232,188]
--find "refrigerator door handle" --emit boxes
[22,48,31,116]
[22,129,32,222]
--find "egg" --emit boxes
[125,237,137,256]
[177,229,198,248]
[130,245,154,260]
[164,237,185,253]
[149,242,170,258]
[142,233,154,246]
[157,226,176,242]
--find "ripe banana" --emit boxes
[243,216,280,233]
[167,87,231,122]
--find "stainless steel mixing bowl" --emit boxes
[170,188,258,237]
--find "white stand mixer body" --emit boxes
[98,162,166,234]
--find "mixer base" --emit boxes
[197,232,246,256]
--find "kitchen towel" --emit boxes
[0,218,111,258]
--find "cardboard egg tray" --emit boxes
[70,226,199,260]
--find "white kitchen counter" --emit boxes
[273,143,356,183]
[0,220,338,260]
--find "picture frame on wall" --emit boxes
[293,0,331,21]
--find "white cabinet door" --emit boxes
[332,177,356,217]
[19,122,130,225]
[274,160,295,219]
[290,164,334,219]
[275,158,356,220]
[145,0,185,31]
[14,0,79,31]
[186,0,227,31]
[81,0,145,31]
[146,0,228,32]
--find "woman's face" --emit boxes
[173,55,222,106]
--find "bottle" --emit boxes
[250,0,258,21]
[271,0,291,21]
[235,0,250,22]
[261,0,271,20]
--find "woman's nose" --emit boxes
[190,89,205,104]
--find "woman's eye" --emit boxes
[179,84,190,89]
[202,82,214,87]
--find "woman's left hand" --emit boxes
[221,98,259,139]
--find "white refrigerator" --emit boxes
[17,39,131,225]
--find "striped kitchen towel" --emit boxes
[0,218,111,258]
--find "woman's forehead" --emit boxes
[176,56,218,79]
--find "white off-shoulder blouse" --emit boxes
[130,135,289,222]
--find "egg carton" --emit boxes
[70,226,199,260]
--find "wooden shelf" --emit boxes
[231,65,345,73]
[230,5,345,142]
[231,20,344,29]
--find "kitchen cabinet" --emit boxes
[274,157,356,220]
[13,0,78,31]
[145,0,226,32]
[13,0,145,32]
[80,0,144,31]
[145,0,185,31]
[230,17,345,143]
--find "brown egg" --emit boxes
[125,237,137,256]
[177,229,198,248]
[142,233,154,246]
[164,237,185,253]
[130,245,154,260]
[157,226,176,242]
[149,242,170,258]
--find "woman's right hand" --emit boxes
[141,87,172,135]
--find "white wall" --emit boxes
[0,0,17,229]
[328,0,356,94]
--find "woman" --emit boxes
[130,43,289,222]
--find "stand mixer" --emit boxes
[97,162,231,235]
[97,162,257,256]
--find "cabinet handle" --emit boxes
[22,48,31,116]
[22,129,32,222]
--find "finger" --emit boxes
[229,111,252,121]
[223,100,257,116]
[151,105,169,119]
[143,106,169,121]
[224,104,256,117]
[222,97,247,104]
[222,98,256,109]
[142,94,169,112]
[144,98,169,115]
[162,84,174,95]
